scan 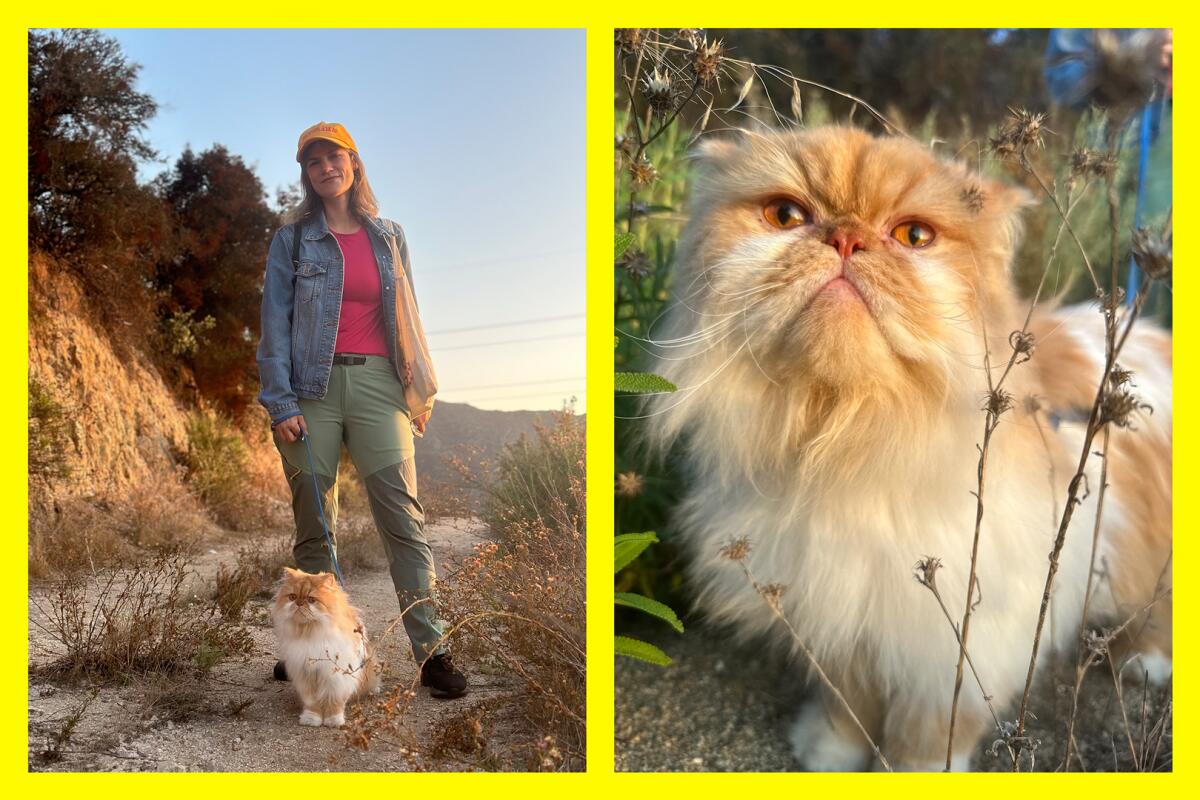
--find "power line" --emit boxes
[442,376,586,393]
[427,313,584,337]
[432,332,585,352]
[435,246,584,273]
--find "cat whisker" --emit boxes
[637,292,778,348]
[629,324,741,362]
[617,340,750,417]
[744,306,783,388]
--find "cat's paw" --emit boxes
[299,710,323,727]
[1134,651,1173,685]
[323,712,346,728]
[789,700,871,772]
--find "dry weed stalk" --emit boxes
[913,557,1016,768]
[1011,114,1168,769]
[941,116,1102,770]
[722,537,892,772]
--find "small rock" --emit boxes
[691,757,704,766]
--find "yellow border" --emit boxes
[6,6,1192,794]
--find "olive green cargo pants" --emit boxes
[273,355,445,661]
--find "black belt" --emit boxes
[333,355,367,366]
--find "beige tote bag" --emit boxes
[389,234,438,423]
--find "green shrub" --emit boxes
[480,409,585,543]
[184,410,248,528]
[29,378,72,479]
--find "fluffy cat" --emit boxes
[273,567,381,727]
[646,126,1172,771]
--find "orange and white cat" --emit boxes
[273,568,381,727]
[647,126,1171,770]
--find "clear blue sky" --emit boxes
[105,28,585,412]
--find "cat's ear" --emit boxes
[979,179,1035,219]
[282,566,302,579]
[320,572,338,587]
[977,178,1036,260]
[691,134,741,166]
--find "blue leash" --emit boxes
[299,431,345,587]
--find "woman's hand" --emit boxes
[274,414,308,443]
[411,412,429,436]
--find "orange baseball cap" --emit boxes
[296,121,358,162]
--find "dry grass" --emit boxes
[211,533,294,620]
[117,473,216,551]
[30,498,133,580]
[31,552,254,683]
[183,410,291,532]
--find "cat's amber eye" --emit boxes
[288,593,297,601]
[891,222,936,248]
[763,198,811,229]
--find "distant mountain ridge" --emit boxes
[415,401,563,486]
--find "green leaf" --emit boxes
[615,372,677,394]
[615,232,636,260]
[615,592,684,633]
[615,531,658,573]
[615,635,671,666]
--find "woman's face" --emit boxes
[303,140,356,202]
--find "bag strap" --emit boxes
[389,225,418,309]
[291,220,303,271]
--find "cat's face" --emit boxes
[680,126,1028,390]
[274,568,347,626]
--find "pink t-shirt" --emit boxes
[331,227,390,357]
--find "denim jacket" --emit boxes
[256,207,416,427]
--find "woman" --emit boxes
[256,121,466,698]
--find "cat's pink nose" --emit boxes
[825,229,865,261]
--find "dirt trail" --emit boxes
[29,518,507,772]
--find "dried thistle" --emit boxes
[1108,363,1135,390]
[719,536,751,562]
[1081,628,1109,664]
[1090,28,1163,114]
[641,68,674,115]
[629,156,659,188]
[1009,330,1036,364]
[615,471,644,497]
[990,719,1040,764]
[618,248,652,282]
[1131,226,1172,282]
[677,28,703,49]
[1100,386,1151,430]
[960,183,985,214]
[615,28,644,55]
[758,582,786,609]
[989,108,1048,158]
[984,388,1015,418]
[913,556,942,589]
[1069,147,1117,180]
[691,37,724,87]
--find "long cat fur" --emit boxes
[646,126,1172,771]
[273,567,381,727]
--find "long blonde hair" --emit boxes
[286,146,380,225]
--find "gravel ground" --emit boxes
[29,518,517,772]
[616,618,1171,773]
